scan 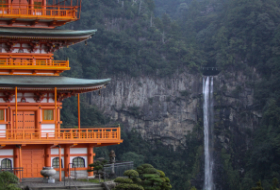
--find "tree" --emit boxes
[271,178,280,190]
[251,181,264,190]
[136,164,172,190]
[114,173,144,190]
[87,160,107,182]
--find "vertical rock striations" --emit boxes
[90,70,261,150]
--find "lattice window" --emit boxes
[52,157,63,168]
[0,0,7,8]
[1,158,11,168]
[73,157,85,168]
[43,110,53,120]
[0,110,4,121]
[34,1,42,9]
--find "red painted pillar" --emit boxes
[45,145,51,167]
[78,94,80,130]
[87,145,94,176]
[64,145,70,177]
[59,146,62,181]
[13,146,19,177]
[19,145,22,182]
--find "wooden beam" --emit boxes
[19,145,22,182]
[78,94,80,130]
[15,87,17,132]
[55,87,57,131]
[59,145,62,181]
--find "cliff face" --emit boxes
[90,70,261,148]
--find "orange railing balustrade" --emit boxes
[0,4,79,20]
[0,127,121,142]
[0,58,69,69]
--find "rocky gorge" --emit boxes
[90,69,261,149]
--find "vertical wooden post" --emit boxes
[45,145,51,167]
[59,146,62,181]
[64,145,70,177]
[15,87,17,134]
[87,145,94,176]
[55,87,57,132]
[30,0,34,15]
[19,145,22,182]
[78,94,80,130]
[118,125,121,139]
[13,146,19,177]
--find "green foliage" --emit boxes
[251,181,264,190]
[88,160,107,174]
[135,164,171,190]
[0,171,20,190]
[114,183,144,190]
[124,170,140,179]
[120,152,145,167]
[114,177,133,184]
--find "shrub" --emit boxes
[114,183,144,190]
[124,170,139,179]
[114,177,133,184]
[0,171,21,190]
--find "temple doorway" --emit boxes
[22,149,44,178]
[13,111,36,132]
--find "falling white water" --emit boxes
[203,76,214,190]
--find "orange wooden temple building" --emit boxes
[0,0,122,180]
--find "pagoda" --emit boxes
[0,0,122,180]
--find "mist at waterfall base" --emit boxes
[203,76,214,190]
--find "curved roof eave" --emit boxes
[0,76,110,88]
[0,28,97,37]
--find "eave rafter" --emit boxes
[0,38,86,53]
[0,86,104,102]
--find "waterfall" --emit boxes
[203,76,214,190]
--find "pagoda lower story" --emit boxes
[0,75,122,179]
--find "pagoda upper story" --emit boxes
[0,27,96,76]
[0,0,81,28]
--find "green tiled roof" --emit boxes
[0,28,97,37]
[0,76,110,88]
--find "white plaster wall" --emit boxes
[70,148,87,154]
[70,156,87,168]
[25,98,36,103]
[0,149,13,156]
[0,158,13,168]
[51,148,65,155]
[0,124,6,138]
[14,72,32,75]
[51,157,64,168]
[41,124,55,137]
[49,98,54,103]
[40,98,47,103]
[37,73,55,75]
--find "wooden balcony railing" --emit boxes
[0,4,79,20]
[0,127,121,143]
[0,59,69,69]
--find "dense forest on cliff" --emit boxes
[58,0,280,189]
